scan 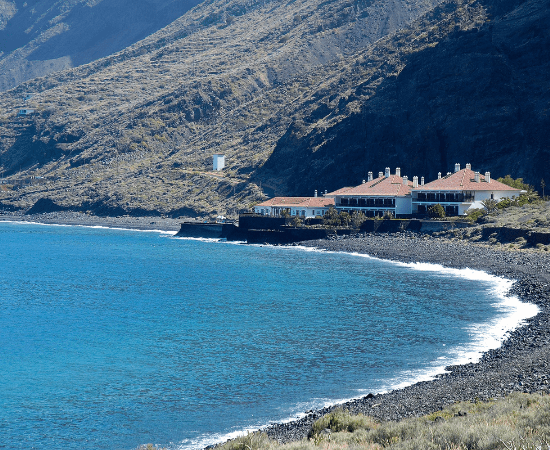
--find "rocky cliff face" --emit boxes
[258,0,550,195]
[0,0,202,92]
[0,0,547,218]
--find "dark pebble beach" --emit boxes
[263,233,550,443]
[2,214,549,445]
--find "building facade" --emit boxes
[326,167,414,217]
[411,164,524,216]
[254,196,334,219]
[254,164,525,219]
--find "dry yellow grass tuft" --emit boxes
[217,393,550,450]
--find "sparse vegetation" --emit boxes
[482,198,498,213]
[466,208,485,223]
[0,0,499,218]
[216,393,550,450]
[322,208,357,227]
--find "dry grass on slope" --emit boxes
[219,393,550,450]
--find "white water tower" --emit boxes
[213,154,225,171]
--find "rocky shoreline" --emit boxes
[262,233,550,443]
[2,214,549,446]
[0,211,183,232]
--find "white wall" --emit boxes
[213,155,225,171]
[254,206,327,218]
[466,190,521,212]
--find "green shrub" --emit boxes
[323,207,340,226]
[322,208,353,227]
[498,175,531,191]
[466,208,485,222]
[351,211,367,228]
[428,204,445,218]
[292,216,303,227]
[339,211,351,227]
[496,176,541,207]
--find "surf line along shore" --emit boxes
[1,213,549,444]
[258,233,550,444]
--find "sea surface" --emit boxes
[0,222,537,450]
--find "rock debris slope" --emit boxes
[0,0,203,92]
[0,0,547,218]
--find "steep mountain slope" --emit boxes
[258,0,550,195]
[0,0,203,92]
[0,0,544,218]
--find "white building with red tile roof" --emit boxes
[254,164,525,220]
[254,196,335,218]
[325,167,414,217]
[411,163,524,216]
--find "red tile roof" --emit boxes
[256,197,335,208]
[326,175,413,197]
[414,168,523,192]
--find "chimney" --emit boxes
[402,175,408,185]
[362,179,366,184]
[324,189,327,196]
[438,172,442,179]
[455,163,461,172]
[378,171,384,178]
[421,176,425,186]
[314,190,318,197]
[447,172,452,177]
[485,172,491,183]
[466,163,471,170]
[385,167,390,178]
[475,171,480,183]
[395,167,401,177]
[368,171,373,182]
[413,176,418,188]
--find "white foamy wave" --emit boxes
[85,225,179,235]
[359,259,538,393]
[281,245,539,397]
[173,397,349,450]
[172,236,223,243]
[1,219,178,235]
[175,428,260,450]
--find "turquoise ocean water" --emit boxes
[0,222,536,450]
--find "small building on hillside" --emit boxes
[213,154,225,171]
[411,164,524,216]
[326,167,415,217]
[254,196,334,218]
[18,108,35,116]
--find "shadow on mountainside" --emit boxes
[255,0,550,195]
[0,0,202,90]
